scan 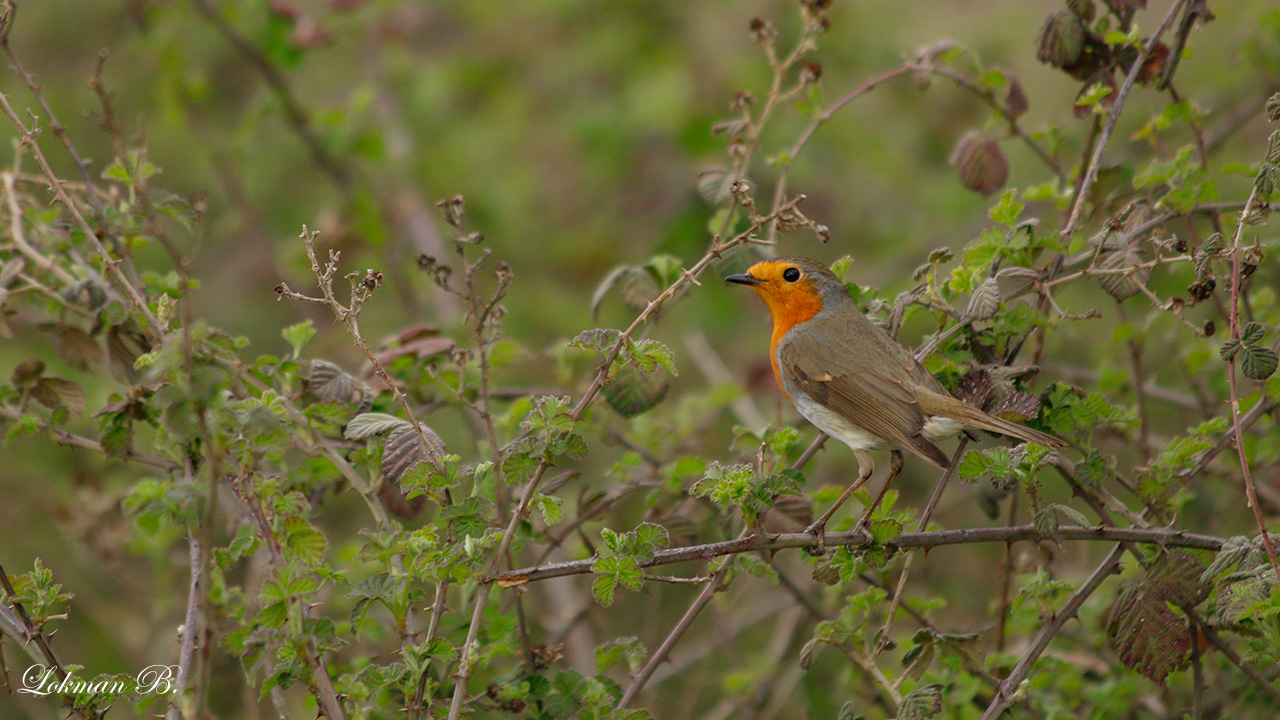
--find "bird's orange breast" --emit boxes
[758,285,825,399]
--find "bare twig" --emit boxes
[876,439,968,656]
[617,541,739,708]
[1223,184,1280,578]
[0,92,163,336]
[165,534,202,720]
[981,544,1125,720]
[491,524,1222,585]
[1061,0,1190,240]
[189,0,351,190]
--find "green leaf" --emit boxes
[1219,338,1242,361]
[1241,322,1266,346]
[988,189,1024,226]
[897,683,944,720]
[603,364,670,417]
[281,516,327,567]
[344,412,410,439]
[629,338,677,376]
[532,493,564,525]
[645,253,684,289]
[595,637,646,673]
[1242,345,1279,380]
[281,320,315,359]
[568,328,621,354]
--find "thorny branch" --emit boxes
[491,524,1223,586]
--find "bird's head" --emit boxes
[725,257,847,327]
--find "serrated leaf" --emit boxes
[1033,507,1059,537]
[344,412,410,439]
[837,701,862,720]
[1097,249,1148,302]
[309,360,365,406]
[951,131,1008,196]
[31,377,86,416]
[990,392,1041,422]
[603,364,670,417]
[568,328,621,354]
[281,516,327,567]
[1241,322,1266,346]
[954,370,993,408]
[1219,338,1242,361]
[1147,550,1211,606]
[1107,582,1192,684]
[1048,503,1091,528]
[11,358,45,387]
[1242,345,1279,380]
[381,422,446,484]
[967,278,1001,320]
[629,338,677,376]
[897,683,944,720]
[632,522,670,560]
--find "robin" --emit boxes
[726,256,1065,545]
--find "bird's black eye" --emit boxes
[782,267,801,282]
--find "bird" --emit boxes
[726,256,1065,547]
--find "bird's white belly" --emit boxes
[793,393,888,450]
[793,393,965,451]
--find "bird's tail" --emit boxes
[917,391,1067,448]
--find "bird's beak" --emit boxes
[724,273,764,287]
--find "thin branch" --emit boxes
[165,534,202,720]
[876,439,968,656]
[491,524,1222,586]
[1061,0,1190,240]
[981,544,1126,720]
[0,92,163,336]
[0,406,179,470]
[189,0,351,190]
[1223,184,1280,578]
[617,542,738,708]
[0,561,101,720]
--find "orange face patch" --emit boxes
[741,260,825,397]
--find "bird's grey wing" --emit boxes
[780,336,950,467]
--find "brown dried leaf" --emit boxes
[32,377,87,416]
[381,422,447,486]
[1097,249,1148,302]
[1005,77,1029,119]
[761,493,814,534]
[40,323,103,371]
[379,480,426,520]
[1107,582,1191,684]
[1036,12,1086,68]
[11,358,45,388]
[990,392,1041,423]
[954,370,993,409]
[1147,550,1211,606]
[950,132,1008,197]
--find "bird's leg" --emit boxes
[852,450,905,536]
[805,449,875,554]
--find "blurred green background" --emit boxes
[3,0,1280,717]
